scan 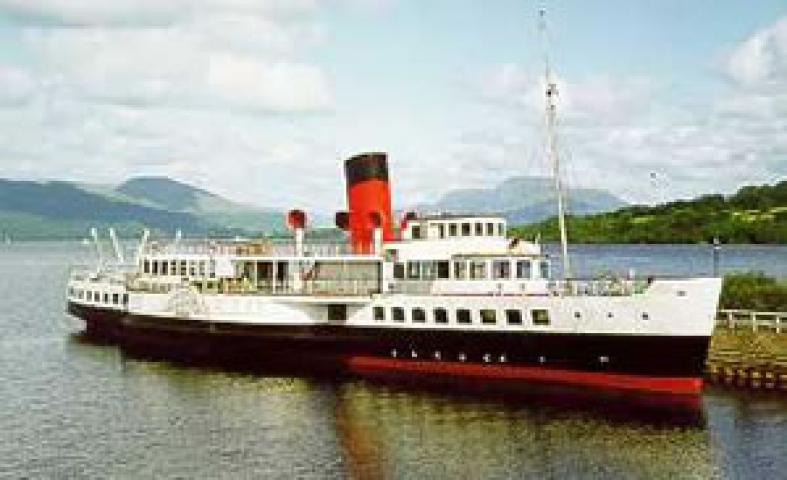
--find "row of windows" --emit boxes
[434,221,505,239]
[69,288,128,306]
[393,259,549,281]
[143,259,216,278]
[373,306,550,326]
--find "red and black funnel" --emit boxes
[344,152,394,253]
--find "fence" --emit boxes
[716,309,785,334]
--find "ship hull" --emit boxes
[67,301,709,395]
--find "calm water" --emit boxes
[1,242,785,479]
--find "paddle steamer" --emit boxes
[65,10,721,394]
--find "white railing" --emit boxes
[68,265,133,286]
[716,309,785,334]
[553,279,648,296]
[144,239,356,257]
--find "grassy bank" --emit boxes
[721,272,787,311]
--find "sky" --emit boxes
[0,0,785,213]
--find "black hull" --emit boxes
[68,302,710,395]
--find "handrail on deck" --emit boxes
[716,309,785,334]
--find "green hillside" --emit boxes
[510,180,787,244]
[0,178,284,240]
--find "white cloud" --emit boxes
[726,17,787,91]
[0,0,319,26]
[462,17,787,205]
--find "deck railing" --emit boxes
[716,309,785,334]
[143,239,358,257]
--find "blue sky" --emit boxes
[0,0,785,212]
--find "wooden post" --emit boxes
[751,311,757,332]
[728,310,735,330]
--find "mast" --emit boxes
[539,7,571,279]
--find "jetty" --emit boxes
[707,309,787,390]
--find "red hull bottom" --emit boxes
[346,356,704,396]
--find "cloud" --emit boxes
[462,17,787,205]
[0,0,343,212]
[0,0,319,26]
[725,17,787,92]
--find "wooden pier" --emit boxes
[706,309,787,390]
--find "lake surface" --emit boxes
[1,242,785,479]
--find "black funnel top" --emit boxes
[345,152,388,187]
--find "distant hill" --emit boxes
[0,177,285,240]
[417,176,626,223]
[510,180,787,244]
[114,177,284,233]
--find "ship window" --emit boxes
[642,312,649,320]
[412,308,426,323]
[103,293,109,303]
[456,309,472,324]
[449,223,458,237]
[407,261,420,279]
[209,260,216,278]
[506,310,522,325]
[516,260,532,279]
[122,294,128,306]
[422,261,436,280]
[180,261,187,277]
[328,304,347,322]
[392,307,405,322]
[394,262,405,279]
[470,261,487,279]
[492,260,510,279]
[151,261,159,275]
[454,261,467,279]
[78,290,84,300]
[497,223,505,236]
[436,261,450,279]
[486,222,494,236]
[539,260,550,279]
[434,308,448,324]
[373,306,385,321]
[162,261,169,275]
[574,311,582,319]
[475,222,483,236]
[532,309,550,326]
[461,223,471,236]
[143,260,150,274]
[112,293,119,305]
[480,309,496,325]
[198,261,206,277]
[189,261,196,277]
[438,224,445,238]
[411,225,422,240]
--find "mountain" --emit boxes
[0,177,285,240]
[419,176,626,223]
[114,177,284,233]
[510,180,787,244]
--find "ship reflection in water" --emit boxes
[333,381,711,479]
[64,337,729,479]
